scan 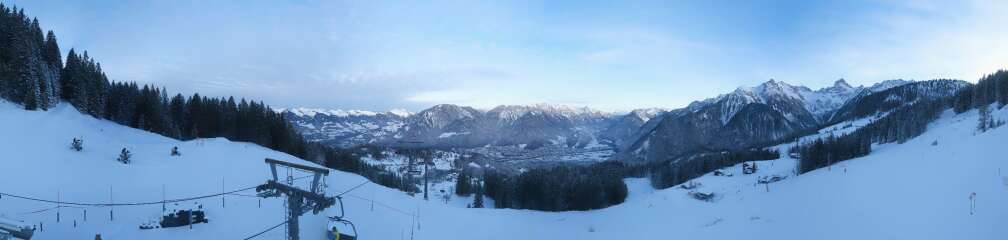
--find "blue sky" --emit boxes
[9,0,1008,112]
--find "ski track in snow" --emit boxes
[0,101,1005,239]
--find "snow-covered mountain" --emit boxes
[617,78,916,162]
[392,104,487,146]
[282,107,412,118]
[282,103,616,149]
[486,103,611,126]
[599,108,667,147]
[684,79,864,124]
[281,79,918,155]
[390,103,614,148]
[828,79,969,123]
[282,107,412,147]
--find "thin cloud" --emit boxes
[11,0,1007,112]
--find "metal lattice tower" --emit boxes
[256,158,335,240]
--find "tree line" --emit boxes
[0,4,306,156]
[829,79,965,123]
[469,148,779,211]
[791,134,871,174]
[454,171,485,208]
[647,148,780,189]
[0,5,423,194]
[793,91,967,173]
[482,161,628,211]
[58,47,311,159]
[320,143,419,193]
[0,4,62,111]
[953,70,1008,113]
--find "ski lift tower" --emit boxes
[397,140,429,200]
[256,158,335,240]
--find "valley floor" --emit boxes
[1,102,1005,239]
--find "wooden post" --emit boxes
[424,154,429,201]
[109,186,114,221]
[221,177,225,208]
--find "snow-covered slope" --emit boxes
[379,106,1007,239]
[1,100,1005,239]
[0,102,339,239]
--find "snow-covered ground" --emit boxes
[1,101,1006,239]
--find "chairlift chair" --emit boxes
[326,196,357,240]
[327,217,357,240]
[408,168,422,174]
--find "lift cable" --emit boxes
[0,175,313,207]
[241,220,289,240]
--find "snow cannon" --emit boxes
[0,216,34,240]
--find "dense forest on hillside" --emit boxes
[953,70,1008,113]
[0,4,307,158]
[0,4,417,193]
[793,72,1008,173]
[648,148,780,189]
[482,161,628,211]
[828,79,965,123]
[0,5,61,111]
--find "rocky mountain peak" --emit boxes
[833,78,852,90]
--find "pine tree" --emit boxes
[117,147,131,164]
[60,49,81,102]
[472,181,484,208]
[455,172,472,196]
[71,138,83,151]
[978,104,992,133]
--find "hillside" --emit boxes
[0,101,334,239]
[1,96,1005,239]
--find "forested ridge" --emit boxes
[0,4,420,193]
[793,74,1008,174]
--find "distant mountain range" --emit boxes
[617,79,967,162]
[283,103,616,148]
[284,78,969,163]
[281,108,412,148]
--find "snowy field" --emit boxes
[1,101,1006,239]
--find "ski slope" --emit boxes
[0,101,1005,239]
